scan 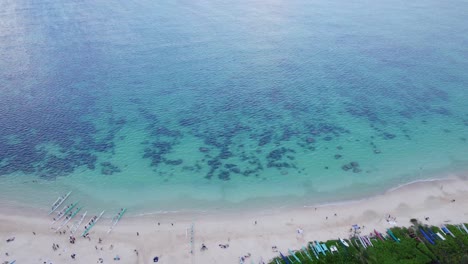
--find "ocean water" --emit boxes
[1,0,468,214]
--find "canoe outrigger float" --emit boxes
[107,208,127,234]
[48,191,72,215]
[82,210,105,237]
[56,206,82,232]
[70,211,87,235]
[52,202,78,225]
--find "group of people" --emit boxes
[53,203,73,221]
[199,242,230,251]
[52,243,60,251]
[84,215,98,231]
[219,243,229,249]
[385,214,397,223]
[239,253,252,263]
[69,235,76,244]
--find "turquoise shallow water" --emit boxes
[0,0,468,214]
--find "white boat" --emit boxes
[82,210,105,237]
[56,207,82,232]
[70,211,87,235]
[107,208,127,234]
[51,202,78,225]
[339,238,349,247]
[48,191,71,215]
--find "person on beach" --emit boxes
[201,244,208,251]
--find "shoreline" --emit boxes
[1,175,468,263]
[0,171,464,218]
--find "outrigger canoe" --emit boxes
[48,191,71,215]
[56,206,82,232]
[82,210,105,237]
[107,208,127,234]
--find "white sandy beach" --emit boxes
[1,175,467,264]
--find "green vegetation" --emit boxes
[270,222,468,264]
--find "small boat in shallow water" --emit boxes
[48,191,71,215]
